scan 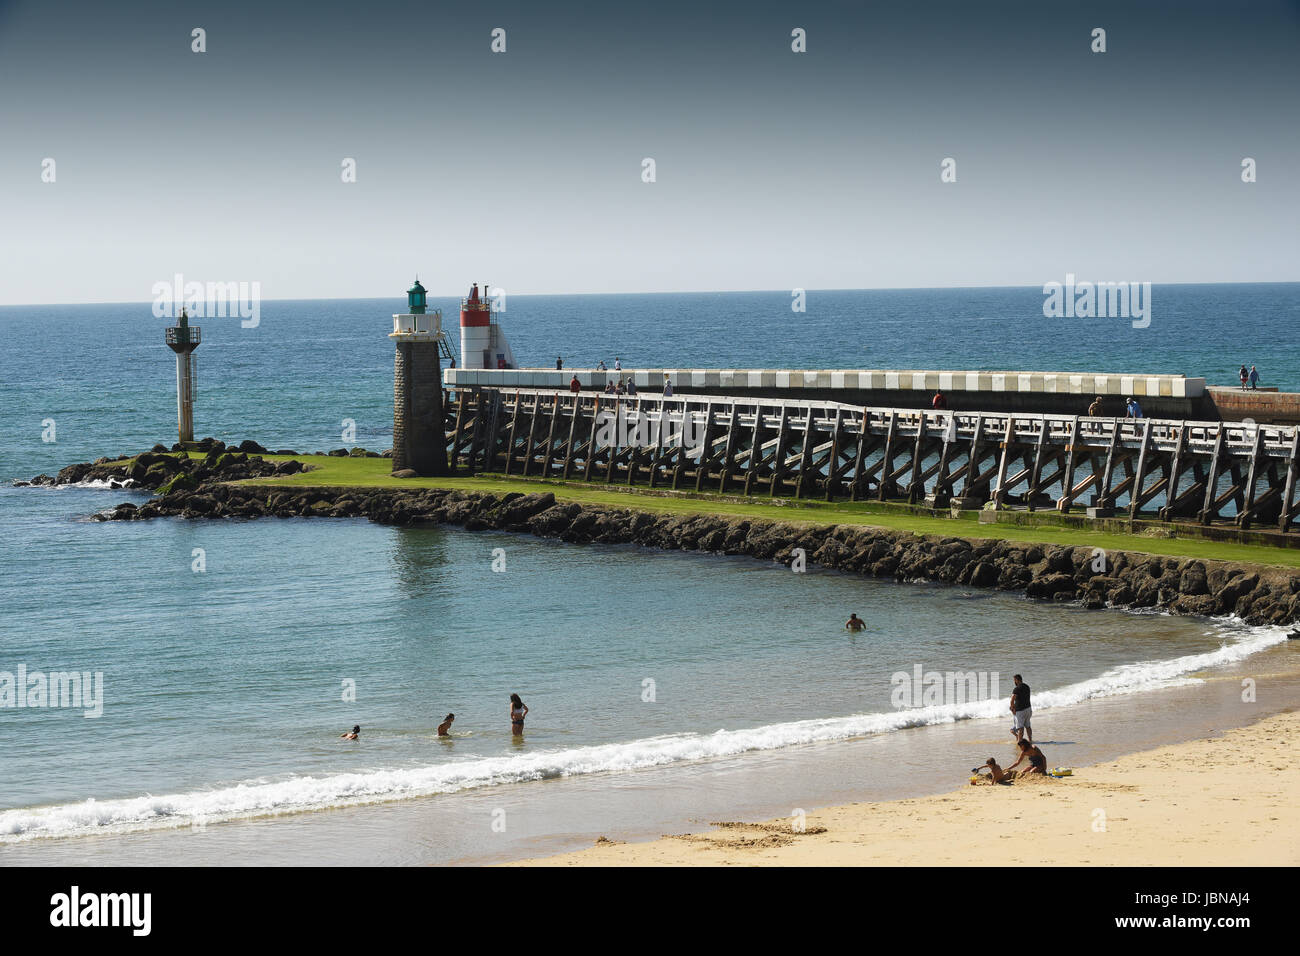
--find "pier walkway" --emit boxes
[444,388,1300,531]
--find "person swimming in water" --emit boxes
[510,694,528,736]
[845,613,866,632]
[437,713,455,736]
[1005,739,1048,776]
[339,725,360,740]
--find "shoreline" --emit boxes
[27,446,1300,626]
[508,709,1300,867]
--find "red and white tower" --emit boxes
[459,283,516,370]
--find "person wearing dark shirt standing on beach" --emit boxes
[1009,674,1032,744]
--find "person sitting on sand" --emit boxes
[340,725,360,740]
[845,613,866,632]
[972,757,1013,785]
[437,713,455,737]
[1005,739,1048,776]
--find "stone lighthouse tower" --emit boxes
[390,278,449,476]
[165,307,201,445]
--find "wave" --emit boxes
[12,478,136,490]
[0,622,1286,843]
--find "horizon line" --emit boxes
[1,278,1297,310]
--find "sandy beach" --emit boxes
[512,710,1299,867]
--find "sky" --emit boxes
[0,0,1297,305]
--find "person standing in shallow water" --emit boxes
[510,694,528,736]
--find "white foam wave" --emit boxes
[0,622,1286,843]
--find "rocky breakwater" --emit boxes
[18,439,308,495]
[88,480,1300,627]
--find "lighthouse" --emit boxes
[164,307,201,445]
[389,277,449,476]
[459,282,516,370]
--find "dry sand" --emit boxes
[510,710,1299,866]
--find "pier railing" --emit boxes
[441,388,1300,530]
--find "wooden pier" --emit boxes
[443,388,1300,531]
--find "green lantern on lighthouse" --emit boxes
[407,277,428,315]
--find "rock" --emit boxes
[392,468,418,478]
[969,561,1000,588]
[1026,573,1077,600]
[328,448,349,457]
[238,440,269,454]
[158,472,199,495]
[1214,572,1259,614]
[1178,562,1209,596]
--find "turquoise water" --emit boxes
[1,286,1297,860]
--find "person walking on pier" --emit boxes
[614,357,622,371]
[1249,365,1261,390]
[1240,365,1249,389]
[569,374,581,394]
[510,694,529,736]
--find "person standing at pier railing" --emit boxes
[556,356,563,370]
[626,379,637,395]
[663,375,673,397]
[931,390,947,410]
[1125,396,1143,419]
[1088,396,1103,416]
[569,374,581,394]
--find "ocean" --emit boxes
[2,284,1298,865]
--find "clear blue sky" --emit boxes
[1,0,1297,305]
